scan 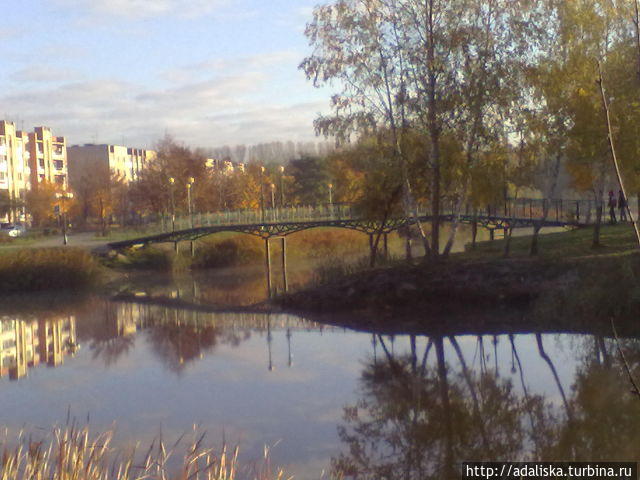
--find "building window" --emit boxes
[54,160,64,170]
[0,172,5,181]
[39,174,45,181]
[55,175,65,185]
[39,159,45,168]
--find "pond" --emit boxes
[0,274,637,479]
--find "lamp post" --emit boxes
[328,183,333,206]
[187,176,195,228]
[169,177,176,232]
[55,192,74,245]
[279,165,285,207]
[260,166,265,222]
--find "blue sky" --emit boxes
[0,0,331,149]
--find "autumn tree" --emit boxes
[25,181,62,227]
[301,0,534,258]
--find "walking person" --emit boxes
[618,190,628,222]
[608,190,617,224]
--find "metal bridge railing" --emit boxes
[125,198,610,237]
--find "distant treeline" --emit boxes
[205,140,335,165]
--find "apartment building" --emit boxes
[0,316,77,380]
[205,158,245,175]
[67,144,157,188]
[0,121,31,221]
[28,126,69,190]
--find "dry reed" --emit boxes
[0,423,291,480]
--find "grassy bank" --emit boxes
[0,248,104,294]
[277,224,640,331]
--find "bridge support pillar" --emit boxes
[190,241,195,257]
[265,238,272,298]
[405,236,412,261]
[174,241,179,253]
[489,229,495,242]
[280,236,288,293]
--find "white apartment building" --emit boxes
[0,121,32,221]
[67,144,157,189]
[29,126,69,190]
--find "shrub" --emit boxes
[0,248,102,294]
[287,228,368,260]
[193,235,263,269]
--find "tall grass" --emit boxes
[286,229,368,261]
[193,235,264,269]
[0,424,290,480]
[0,248,102,294]
[104,246,177,272]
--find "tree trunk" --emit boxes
[435,336,454,478]
[503,226,514,258]
[430,141,441,258]
[442,189,469,257]
[529,223,542,256]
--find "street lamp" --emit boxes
[328,183,333,206]
[55,191,74,245]
[260,166,265,222]
[279,165,285,207]
[187,177,195,228]
[168,177,176,232]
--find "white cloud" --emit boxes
[10,65,81,84]
[0,68,328,148]
[0,28,22,40]
[53,0,229,19]
[163,50,301,84]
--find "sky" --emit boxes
[0,0,332,150]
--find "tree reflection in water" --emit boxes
[332,333,640,480]
[80,301,253,372]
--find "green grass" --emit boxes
[460,224,640,261]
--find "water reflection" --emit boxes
[0,315,77,380]
[1,296,639,479]
[78,300,337,373]
[332,333,640,480]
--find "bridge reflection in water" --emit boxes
[1,297,639,478]
[82,301,343,373]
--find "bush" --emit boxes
[0,248,102,294]
[100,245,182,272]
[287,228,368,260]
[193,235,263,269]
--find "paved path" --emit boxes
[0,232,110,251]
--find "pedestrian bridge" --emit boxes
[107,198,595,250]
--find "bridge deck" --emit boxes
[107,210,584,250]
